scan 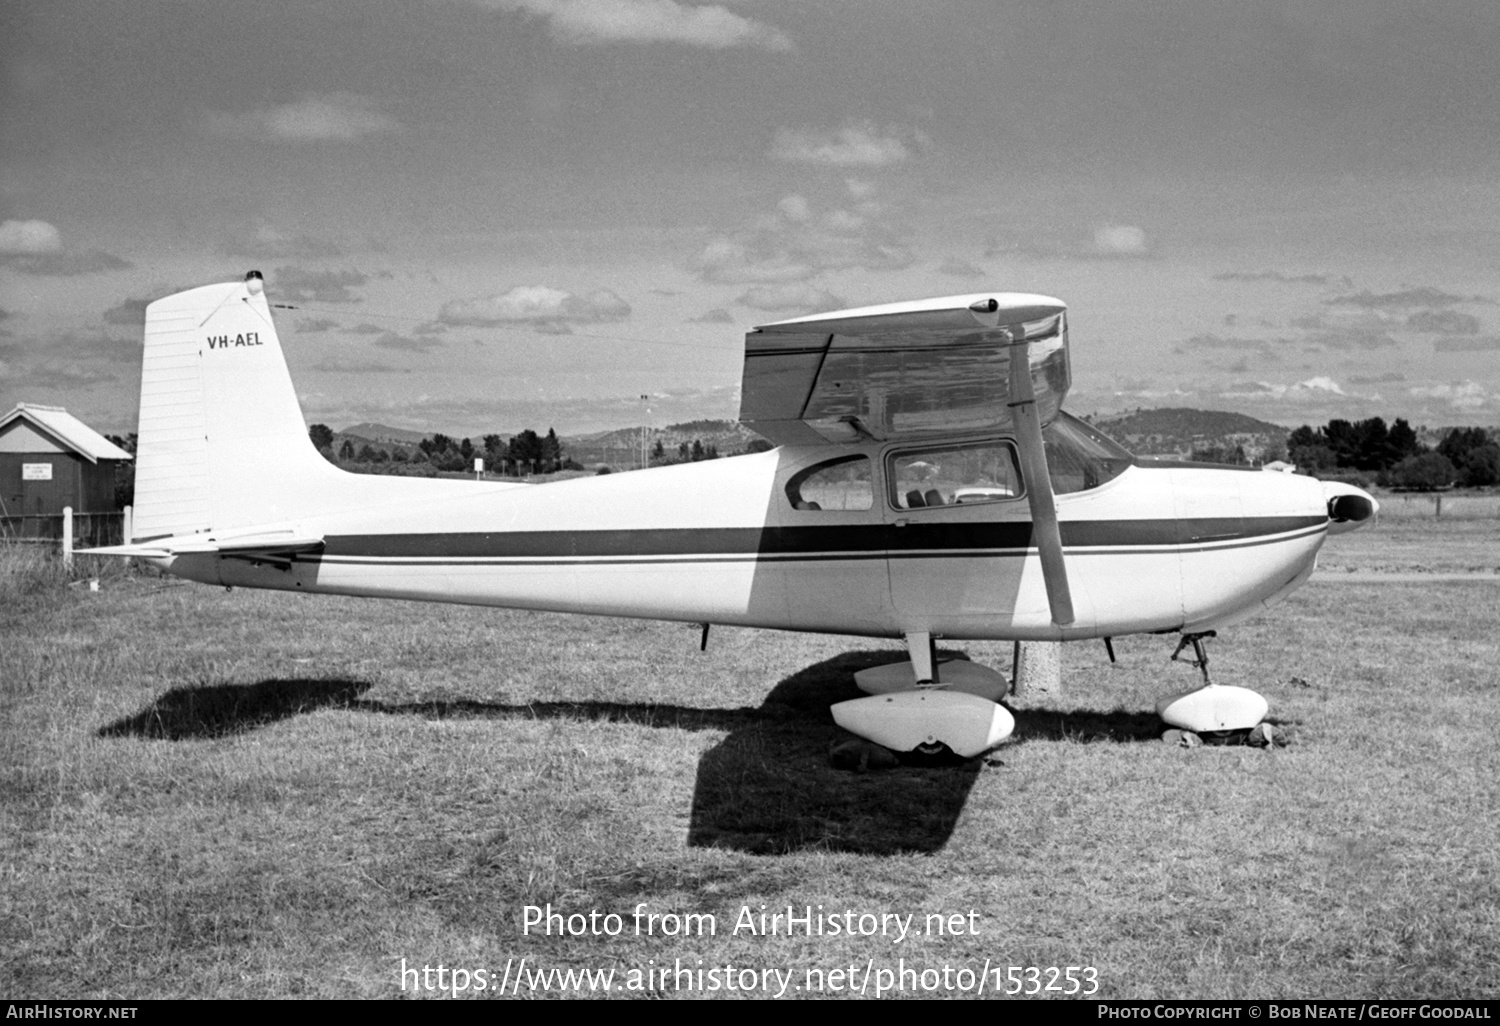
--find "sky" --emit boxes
[3,0,1499,438]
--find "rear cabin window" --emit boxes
[785,455,873,511]
[889,442,1023,510]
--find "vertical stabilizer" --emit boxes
[132,273,343,541]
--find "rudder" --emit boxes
[132,272,344,541]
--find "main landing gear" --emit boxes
[829,631,1015,760]
[1156,631,1284,747]
[827,629,1290,760]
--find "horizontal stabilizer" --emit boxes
[75,543,174,559]
[79,533,325,567]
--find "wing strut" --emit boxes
[1008,338,1075,626]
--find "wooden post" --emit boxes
[123,505,133,544]
[62,506,74,570]
[1012,640,1061,698]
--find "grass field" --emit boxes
[3,515,1498,1000]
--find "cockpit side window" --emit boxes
[786,455,873,511]
[888,442,1023,509]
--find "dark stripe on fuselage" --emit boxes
[320,516,1325,561]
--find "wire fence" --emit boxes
[0,513,126,547]
[1373,492,1500,520]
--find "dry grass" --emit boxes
[2,524,1498,1000]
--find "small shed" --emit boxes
[0,404,133,530]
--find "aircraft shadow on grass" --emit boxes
[96,650,1163,855]
[97,678,374,740]
[683,650,1164,856]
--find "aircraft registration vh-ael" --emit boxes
[87,272,1377,758]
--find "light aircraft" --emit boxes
[86,272,1376,757]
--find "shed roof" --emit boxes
[0,404,134,463]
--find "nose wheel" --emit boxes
[1169,630,1216,686]
[1157,631,1276,744]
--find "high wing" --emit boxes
[739,292,1069,447]
[739,292,1075,625]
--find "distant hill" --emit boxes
[1091,408,1288,461]
[339,422,430,444]
[565,419,767,468]
[330,410,1292,467]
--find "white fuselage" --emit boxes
[157,442,1333,642]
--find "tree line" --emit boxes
[1287,417,1498,491]
[651,438,721,465]
[308,425,581,476]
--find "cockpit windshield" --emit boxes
[1042,412,1134,494]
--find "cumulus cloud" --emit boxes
[1407,309,1481,335]
[1212,270,1332,285]
[777,194,812,223]
[204,93,400,143]
[101,287,201,326]
[1326,286,1481,309]
[0,219,62,254]
[770,120,925,167]
[936,256,986,278]
[272,266,368,303]
[1408,381,1489,410]
[295,317,340,333]
[695,237,814,285]
[12,251,132,276]
[471,0,791,50]
[311,358,403,374]
[1291,376,1347,395]
[372,332,445,353]
[12,366,121,389]
[981,236,1021,259]
[102,299,149,326]
[1089,224,1151,258]
[0,220,130,276]
[1,328,138,392]
[1302,326,1399,350]
[60,331,141,367]
[693,179,914,284]
[438,285,631,332]
[1433,336,1500,353]
[984,223,1154,262]
[1213,376,1355,404]
[220,226,346,259]
[735,283,845,314]
[1220,381,1279,396]
[1172,333,1280,360]
[688,308,735,324]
